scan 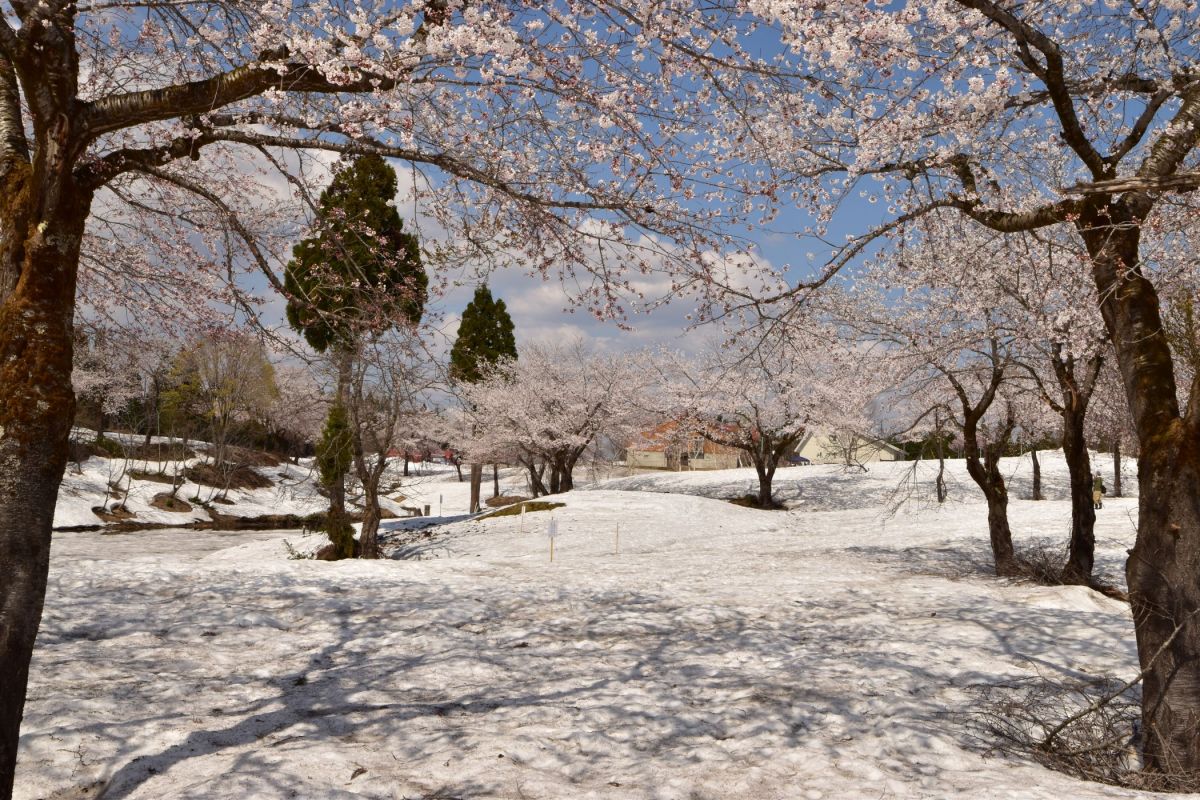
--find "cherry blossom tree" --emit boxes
[733,3,1200,772]
[845,216,1029,575]
[659,326,872,508]
[459,342,652,494]
[345,332,439,558]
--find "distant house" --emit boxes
[626,420,745,471]
[791,429,905,465]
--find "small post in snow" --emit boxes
[547,515,559,562]
[520,502,527,534]
[438,494,443,517]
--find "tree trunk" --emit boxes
[1128,432,1200,781]
[1078,208,1200,781]
[403,455,409,477]
[0,159,90,798]
[454,460,463,482]
[962,412,1017,576]
[358,482,381,559]
[1060,406,1097,585]
[935,434,947,504]
[528,461,547,498]
[492,463,500,498]
[1030,447,1043,501]
[469,463,482,512]
[1113,440,1124,498]
[754,461,775,507]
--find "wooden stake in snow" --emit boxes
[520,502,527,534]
[438,494,443,517]
[547,515,559,562]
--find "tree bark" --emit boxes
[469,463,482,512]
[1113,439,1124,498]
[1077,208,1200,780]
[1030,447,1043,501]
[754,460,776,507]
[0,160,90,798]
[492,463,500,498]
[1060,406,1097,585]
[935,430,947,504]
[961,405,1018,576]
[358,482,381,559]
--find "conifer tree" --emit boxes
[449,286,517,384]
[449,285,517,506]
[284,154,427,353]
[284,154,427,556]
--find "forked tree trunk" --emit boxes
[1060,406,1097,585]
[754,459,776,507]
[961,408,1017,577]
[0,159,90,797]
[1030,447,1043,501]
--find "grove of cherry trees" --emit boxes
[3,0,1200,794]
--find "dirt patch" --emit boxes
[728,494,788,510]
[481,500,565,518]
[92,505,135,522]
[150,493,193,513]
[129,469,182,485]
[185,462,273,490]
[224,445,281,467]
[486,494,529,508]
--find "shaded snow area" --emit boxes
[19,458,1155,799]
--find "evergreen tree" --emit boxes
[284,154,427,555]
[284,154,427,353]
[316,402,355,559]
[449,285,517,384]
[450,285,517,508]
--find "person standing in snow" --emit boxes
[1092,473,1107,510]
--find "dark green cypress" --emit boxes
[449,285,517,384]
[284,154,427,352]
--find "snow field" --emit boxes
[17,453,1156,799]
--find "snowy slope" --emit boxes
[53,429,465,529]
[16,461,1158,800]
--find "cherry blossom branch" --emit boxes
[1137,87,1200,183]
[954,0,1108,179]
[1066,172,1200,196]
[186,125,639,214]
[123,162,287,298]
[83,46,407,138]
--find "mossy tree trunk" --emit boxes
[0,110,91,796]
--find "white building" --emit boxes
[792,429,905,465]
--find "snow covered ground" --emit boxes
[54,430,465,529]
[18,452,1156,799]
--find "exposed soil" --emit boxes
[185,462,274,490]
[150,493,193,513]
